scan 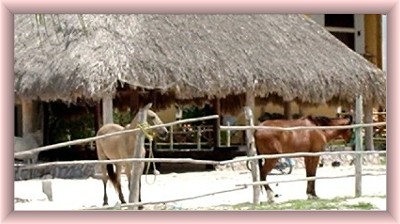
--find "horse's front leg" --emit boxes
[125,162,143,210]
[304,156,320,199]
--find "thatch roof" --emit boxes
[14,14,386,112]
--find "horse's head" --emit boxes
[147,110,169,140]
[331,115,354,143]
[308,115,353,143]
[341,115,354,143]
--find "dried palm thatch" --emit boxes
[14,14,386,111]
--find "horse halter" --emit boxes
[136,122,155,141]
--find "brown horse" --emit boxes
[96,109,168,207]
[254,115,353,203]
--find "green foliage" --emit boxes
[113,110,133,126]
[48,113,95,144]
[182,105,214,125]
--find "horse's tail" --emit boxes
[106,163,119,189]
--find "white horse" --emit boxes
[14,130,42,164]
[14,130,42,179]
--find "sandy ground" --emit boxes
[14,164,386,211]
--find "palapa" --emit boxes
[14,14,386,112]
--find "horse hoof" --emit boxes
[274,194,281,198]
[307,194,319,200]
[139,205,144,210]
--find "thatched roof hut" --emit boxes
[14,14,386,113]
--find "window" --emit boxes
[325,14,354,28]
[330,32,355,50]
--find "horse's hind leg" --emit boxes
[260,158,279,203]
[99,164,109,206]
[114,165,126,204]
[304,156,320,199]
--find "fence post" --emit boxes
[245,92,261,205]
[363,103,374,151]
[197,126,201,150]
[102,95,113,124]
[169,126,174,150]
[128,103,150,209]
[227,121,231,147]
[354,95,364,197]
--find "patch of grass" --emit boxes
[224,197,378,211]
[350,202,375,210]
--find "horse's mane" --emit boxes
[304,115,332,126]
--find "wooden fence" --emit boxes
[14,114,387,210]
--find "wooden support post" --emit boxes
[93,102,102,132]
[21,99,34,136]
[102,95,113,124]
[212,98,221,148]
[354,96,363,197]
[42,176,53,201]
[245,92,261,205]
[42,102,50,146]
[226,121,231,147]
[197,126,201,150]
[298,104,304,117]
[129,103,151,210]
[169,126,174,151]
[283,101,292,119]
[363,103,374,151]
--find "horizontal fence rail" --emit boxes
[15,120,386,159]
[16,150,387,171]
[14,114,387,210]
[14,115,219,158]
[82,186,248,211]
[236,172,386,187]
[220,122,386,131]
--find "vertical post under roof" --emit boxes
[102,95,114,124]
[244,91,261,205]
[212,98,221,148]
[283,101,292,119]
[21,99,33,136]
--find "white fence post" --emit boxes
[128,103,150,209]
[354,95,364,197]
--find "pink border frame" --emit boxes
[1,1,398,223]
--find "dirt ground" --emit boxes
[14,163,386,211]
